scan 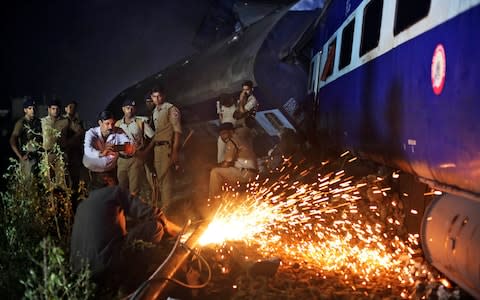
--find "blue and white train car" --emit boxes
[308,0,480,297]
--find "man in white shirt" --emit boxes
[115,99,155,196]
[83,110,132,177]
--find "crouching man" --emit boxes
[70,171,180,288]
[209,122,258,199]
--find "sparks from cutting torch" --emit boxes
[198,154,424,295]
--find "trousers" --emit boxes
[209,166,257,199]
[153,145,173,208]
[117,156,144,196]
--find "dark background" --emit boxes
[0,0,303,178]
[0,0,215,185]
[1,0,211,123]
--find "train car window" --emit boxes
[360,0,383,56]
[308,59,315,91]
[320,39,336,81]
[317,51,324,84]
[394,0,430,35]
[340,18,355,70]
[265,112,284,132]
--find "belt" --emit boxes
[154,141,170,147]
[241,168,258,173]
[119,154,134,159]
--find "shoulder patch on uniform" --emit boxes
[170,107,180,119]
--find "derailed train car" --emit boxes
[107,5,319,142]
[109,0,480,297]
[309,0,480,297]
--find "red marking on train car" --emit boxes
[431,44,446,95]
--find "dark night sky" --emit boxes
[1,0,211,123]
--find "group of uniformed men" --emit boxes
[9,98,85,191]
[10,81,260,207]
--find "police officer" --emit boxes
[42,99,65,151]
[63,100,84,128]
[137,96,157,199]
[62,100,86,195]
[9,98,42,175]
[234,80,258,128]
[144,96,156,124]
[115,99,155,196]
[136,96,156,127]
[217,94,237,163]
[42,99,83,185]
[209,122,258,199]
[150,86,182,209]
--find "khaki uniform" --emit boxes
[41,116,68,151]
[236,94,258,128]
[152,102,182,208]
[135,115,156,199]
[209,127,258,198]
[11,116,42,175]
[41,116,75,184]
[115,117,155,196]
[217,104,237,163]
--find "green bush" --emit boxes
[21,237,95,300]
[0,140,94,298]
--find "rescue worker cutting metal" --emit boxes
[70,171,181,288]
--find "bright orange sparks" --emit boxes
[198,157,421,293]
[198,199,279,245]
[439,278,452,288]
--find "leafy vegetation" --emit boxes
[21,237,95,300]
[0,138,94,299]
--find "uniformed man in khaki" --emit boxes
[144,96,156,125]
[62,100,85,197]
[150,86,182,209]
[234,80,258,128]
[10,98,42,175]
[42,99,83,185]
[209,122,258,199]
[42,100,66,152]
[135,96,157,200]
[115,99,155,196]
[216,94,237,163]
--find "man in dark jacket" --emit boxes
[70,172,180,284]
